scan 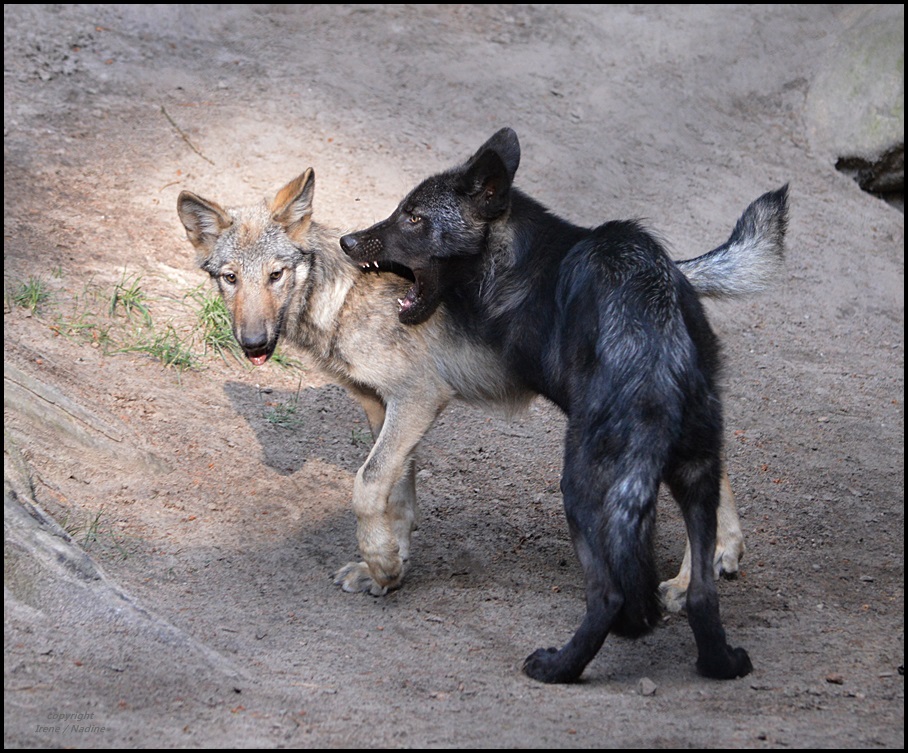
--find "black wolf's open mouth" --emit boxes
[357,260,440,325]
[397,275,421,315]
[356,259,421,314]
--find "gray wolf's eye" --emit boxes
[222,272,237,284]
[270,269,284,282]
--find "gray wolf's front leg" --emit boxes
[334,457,417,596]
[334,391,445,595]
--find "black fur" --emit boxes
[341,128,787,683]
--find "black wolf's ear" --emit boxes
[457,128,521,220]
[177,191,233,254]
[471,127,520,178]
[458,150,513,220]
[271,168,315,241]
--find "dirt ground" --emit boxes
[4,4,903,749]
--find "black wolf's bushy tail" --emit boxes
[678,185,789,298]
[609,519,662,638]
[599,463,664,638]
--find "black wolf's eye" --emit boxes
[270,269,284,282]
[222,272,237,285]
[408,215,422,224]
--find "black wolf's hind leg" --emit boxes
[523,463,623,683]
[522,525,622,683]
[669,462,752,680]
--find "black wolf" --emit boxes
[340,128,788,683]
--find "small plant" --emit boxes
[264,400,301,428]
[109,271,152,326]
[61,507,130,560]
[10,276,52,313]
[47,280,117,349]
[83,509,105,548]
[118,324,198,371]
[351,427,373,448]
[262,379,304,429]
[268,346,304,370]
[53,312,115,350]
[189,287,241,361]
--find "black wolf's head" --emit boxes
[341,127,521,325]
[177,169,319,365]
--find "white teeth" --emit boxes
[373,261,379,268]
[397,298,405,307]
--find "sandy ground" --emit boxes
[4,4,903,749]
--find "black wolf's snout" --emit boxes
[339,234,358,256]
[340,231,385,264]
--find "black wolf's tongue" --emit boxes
[398,279,421,312]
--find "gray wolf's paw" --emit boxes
[333,561,400,596]
[715,533,745,579]
[659,535,746,613]
[658,576,689,613]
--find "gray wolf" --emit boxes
[339,128,788,683]
[177,163,786,681]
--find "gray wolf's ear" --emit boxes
[177,191,233,254]
[271,168,315,241]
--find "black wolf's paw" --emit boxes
[522,647,581,684]
[697,645,753,680]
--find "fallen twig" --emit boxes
[161,105,215,165]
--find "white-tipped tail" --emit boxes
[678,185,789,298]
